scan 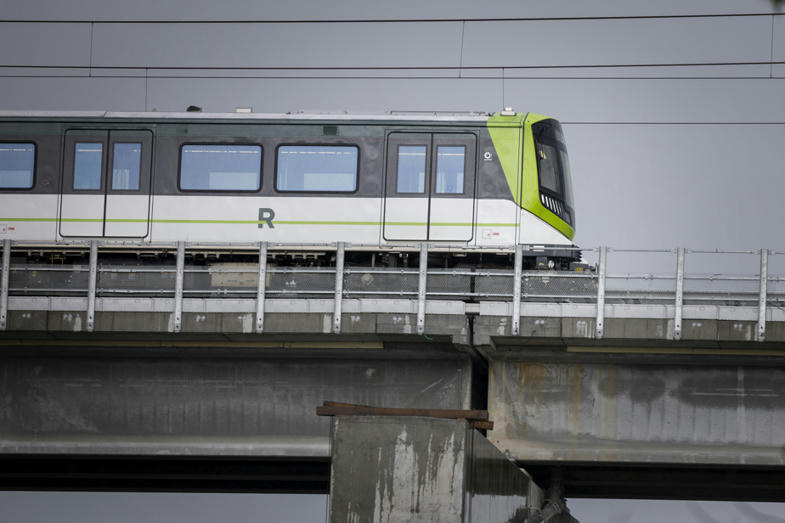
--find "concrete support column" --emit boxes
[329,416,559,522]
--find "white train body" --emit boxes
[0,111,577,264]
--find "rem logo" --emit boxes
[258,208,275,229]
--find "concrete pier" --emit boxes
[328,416,577,522]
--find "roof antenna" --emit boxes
[186,105,202,112]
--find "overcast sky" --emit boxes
[1,0,784,521]
[2,1,783,262]
[1,492,785,523]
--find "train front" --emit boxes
[522,114,580,269]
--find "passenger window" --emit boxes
[112,143,142,190]
[0,143,35,189]
[180,145,262,191]
[396,145,426,193]
[74,142,103,190]
[276,145,358,192]
[435,146,465,194]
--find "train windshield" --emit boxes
[532,119,574,226]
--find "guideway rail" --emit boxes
[1,240,782,341]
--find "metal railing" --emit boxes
[1,240,783,340]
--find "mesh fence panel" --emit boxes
[426,270,472,298]
[523,272,597,301]
[266,267,335,298]
[344,269,418,298]
[474,270,514,298]
[182,263,257,298]
[99,264,176,297]
[9,264,90,295]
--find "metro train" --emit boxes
[0,109,578,267]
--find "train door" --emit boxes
[383,132,476,241]
[60,129,152,238]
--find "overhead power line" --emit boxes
[0,74,782,81]
[1,63,782,81]
[0,12,783,24]
[0,61,784,71]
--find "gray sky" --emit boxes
[2,0,784,256]
[2,492,785,523]
[1,1,784,521]
[0,492,328,523]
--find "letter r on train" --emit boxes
[258,208,275,228]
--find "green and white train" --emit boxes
[0,109,577,267]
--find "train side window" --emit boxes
[276,145,358,192]
[435,146,465,194]
[180,145,262,191]
[74,142,104,190]
[396,145,426,193]
[111,143,142,191]
[0,142,35,189]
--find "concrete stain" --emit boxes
[673,372,785,409]
[240,313,252,333]
[571,364,583,436]
[597,371,665,402]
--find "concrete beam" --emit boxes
[488,359,785,466]
[0,344,476,457]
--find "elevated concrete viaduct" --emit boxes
[2,241,785,512]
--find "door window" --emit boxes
[111,143,142,190]
[73,143,103,190]
[435,146,465,194]
[396,145,427,193]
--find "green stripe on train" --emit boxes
[1,217,516,227]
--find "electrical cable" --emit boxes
[0,12,783,24]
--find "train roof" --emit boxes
[0,110,531,125]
